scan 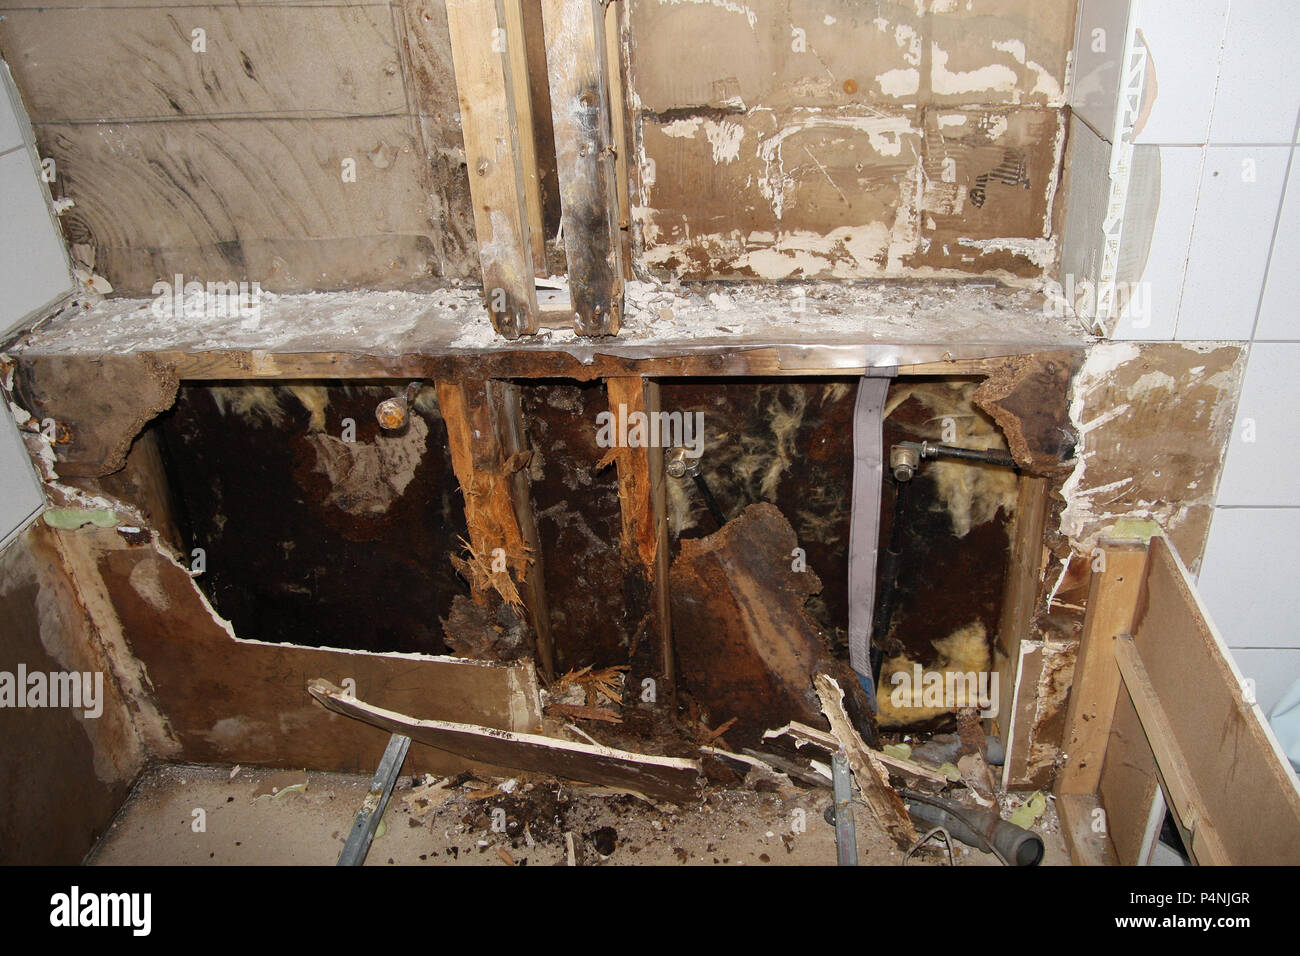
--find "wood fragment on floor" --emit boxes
[307,679,702,804]
[813,675,917,849]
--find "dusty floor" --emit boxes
[88,763,1071,867]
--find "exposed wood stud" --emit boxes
[444,0,539,338]
[501,0,548,272]
[493,379,556,680]
[1055,542,1147,797]
[541,0,623,335]
[435,378,532,607]
[604,376,672,695]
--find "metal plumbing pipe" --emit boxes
[899,789,1044,866]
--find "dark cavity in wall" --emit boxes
[518,379,649,674]
[156,382,468,655]
[658,377,858,643]
[876,378,1017,729]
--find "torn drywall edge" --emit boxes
[1059,341,1245,562]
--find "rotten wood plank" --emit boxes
[814,674,917,850]
[994,474,1049,783]
[541,0,622,334]
[61,527,543,777]
[1055,541,1148,797]
[443,0,539,337]
[604,376,672,693]
[669,502,835,746]
[307,678,702,804]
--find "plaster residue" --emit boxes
[931,43,1018,96]
[308,415,429,517]
[1059,342,1245,566]
[703,119,745,164]
[877,67,921,98]
[957,236,1057,271]
[656,0,758,29]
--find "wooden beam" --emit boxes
[444,0,539,338]
[501,0,548,272]
[435,378,531,607]
[493,380,555,680]
[603,376,672,693]
[1114,635,1231,865]
[541,0,623,335]
[1056,541,1148,796]
[994,473,1049,782]
[1056,793,1119,866]
[814,674,917,850]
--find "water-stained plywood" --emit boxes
[0,2,478,294]
[625,0,1074,281]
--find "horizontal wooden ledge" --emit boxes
[10,282,1093,379]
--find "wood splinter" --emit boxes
[813,674,917,849]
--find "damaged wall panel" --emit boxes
[57,524,542,777]
[0,523,144,864]
[625,0,1074,281]
[0,3,478,295]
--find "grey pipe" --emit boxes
[900,790,1043,866]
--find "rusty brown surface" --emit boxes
[669,502,838,747]
[974,350,1083,474]
[0,524,143,864]
[14,353,179,478]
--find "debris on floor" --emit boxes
[87,763,1072,866]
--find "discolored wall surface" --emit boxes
[625,0,1075,281]
[520,381,652,674]
[0,523,144,864]
[157,383,468,655]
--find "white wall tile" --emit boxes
[1176,146,1288,340]
[1215,343,1300,505]
[0,61,72,339]
[0,405,43,554]
[1255,157,1300,340]
[1112,145,1202,339]
[1070,0,1133,138]
[1199,507,1300,647]
[0,66,25,153]
[1208,0,1300,144]
[1228,648,1300,716]
[1132,0,1228,145]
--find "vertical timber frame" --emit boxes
[542,0,624,335]
[605,377,673,698]
[436,378,555,680]
[444,0,540,338]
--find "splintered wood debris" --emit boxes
[814,674,918,849]
[307,678,702,805]
[543,665,628,724]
